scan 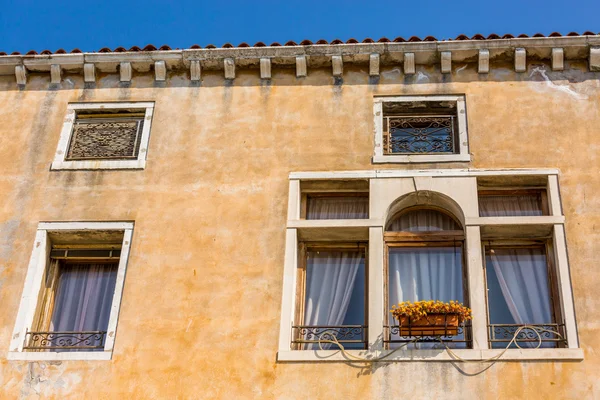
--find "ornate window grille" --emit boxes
[292,325,367,349]
[383,115,457,155]
[384,322,472,348]
[488,324,567,347]
[65,114,145,160]
[24,330,107,351]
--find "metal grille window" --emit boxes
[373,95,469,163]
[382,101,459,155]
[65,112,145,160]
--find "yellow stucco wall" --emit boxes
[0,62,598,399]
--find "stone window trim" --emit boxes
[8,221,134,361]
[277,169,583,362]
[51,102,155,170]
[372,95,470,164]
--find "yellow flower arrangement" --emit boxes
[390,300,473,324]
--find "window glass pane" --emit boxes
[479,193,544,217]
[50,263,118,351]
[303,250,365,349]
[387,209,461,231]
[306,196,368,219]
[388,246,467,349]
[486,247,555,348]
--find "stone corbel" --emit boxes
[154,60,167,81]
[332,55,343,77]
[260,58,271,79]
[15,65,27,85]
[119,62,132,82]
[224,58,235,79]
[295,55,307,78]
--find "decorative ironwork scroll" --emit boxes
[384,323,472,349]
[489,324,566,346]
[383,115,456,155]
[66,118,143,160]
[24,331,107,350]
[292,325,367,348]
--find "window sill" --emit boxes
[277,348,584,362]
[50,159,146,170]
[372,154,471,164]
[7,351,113,361]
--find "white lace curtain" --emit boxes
[303,251,364,349]
[479,194,543,217]
[306,196,369,220]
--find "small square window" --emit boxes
[373,95,470,163]
[51,102,154,170]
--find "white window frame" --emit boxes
[373,95,470,163]
[277,169,582,362]
[51,102,154,170]
[8,221,134,361]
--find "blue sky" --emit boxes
[1,0,599,53]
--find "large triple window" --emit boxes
[278,170,581,362]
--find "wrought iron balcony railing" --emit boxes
[292,325,367,349]
[384,322,472,349]
[24,330,107,351]
[488,323,566,347]
[383,115,456,155]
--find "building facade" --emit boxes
[0,33,599,398]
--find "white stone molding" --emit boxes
[1,36,599,82]
[404,52,415,75]
[278,169,581,362]
[331,55,343,77]
[260,57,271,79]
[372,95,470,164]
[15,65,27,85]
[295,55,307,77]
[552,48,564,71]
[441,51,452,73]
[289,168,560,180]
[50,101,155,170]
[83,63,96,83]
[368,227,384,347]
[478,49,490,73]
[119,61,132,82]
[590,47,600,71]
[369,53,380,76]
[8,221,134,361]
[224,58,235,79]
[190,60,201,81]
[515,48,527,72]
[50,64,61,84]
[154,60,167,81]
[278,348,584,362]
[277,228,298,352]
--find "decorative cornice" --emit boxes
[1,36,599,86]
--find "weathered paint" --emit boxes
[0,61,599,399]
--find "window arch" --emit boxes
[386,207,462,232]
[384,207,470,349]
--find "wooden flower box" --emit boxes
[397,313,459,336]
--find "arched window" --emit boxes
[385,207,469,349]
